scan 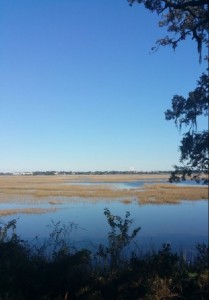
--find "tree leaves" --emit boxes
[165,73,208,178]
[129,0,208,181]
[128,0,209,61]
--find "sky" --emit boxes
[0,0,207,172]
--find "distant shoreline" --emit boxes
[0,171,173,176]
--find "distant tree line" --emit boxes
[0,170,173,176]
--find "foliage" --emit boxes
[96,208,141,270]
[165,71,208,182]
[0,212,208,299]
[195,243,209,271]
[128,0,208,182]
[128,0,208,61]
[0,219,18,243]
[0,219,91,300]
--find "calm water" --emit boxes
[0,197,208,253]
[63,180,166,189]
[63,179,201,189]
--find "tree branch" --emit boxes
[163,0,208,9]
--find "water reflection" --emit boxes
[1,198,208,253]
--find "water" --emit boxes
[63,179,201,189]
[63,180,162,189]
[0,197,208,254]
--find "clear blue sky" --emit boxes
[0,0,207,172]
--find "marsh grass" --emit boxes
[48,200,64,205]
[121,199,133,204]
[137,184,208,204]
[0,175,208,207]
[0,207,57,216]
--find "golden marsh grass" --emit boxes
[0,175,208,207]
[0,207,57,216]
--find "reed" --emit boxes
[0,175,208,205]
[137,184,208,204]
[0,207,57,216]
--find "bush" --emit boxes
[0,211,208,299]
